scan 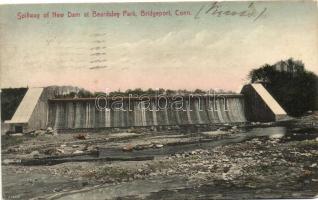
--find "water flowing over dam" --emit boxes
[48,95,247,129]
[4,84,287,132]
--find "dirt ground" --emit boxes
[2,112,318,199]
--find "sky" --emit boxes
[0,1,317,92]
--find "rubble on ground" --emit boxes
[2,112,318,199]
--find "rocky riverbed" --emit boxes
[2,112,318,199]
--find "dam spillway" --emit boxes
[4,84,287,133]
[47,95,247,129]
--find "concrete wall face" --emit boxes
[27,88,58,131]
[48,97,247,129]
[241,84,287,122]
[241,85,275,122]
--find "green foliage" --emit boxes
[249,58,318,116]
[55,89,94,98]
[76,90,94,97]
[57,88,236,98]
[1,88,28,121]
[194,89,205,94]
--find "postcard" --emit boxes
[1,1,317,199]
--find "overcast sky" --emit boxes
[0,1,317,92]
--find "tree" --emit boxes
[1,88,28,121]
[194,89,205,94]
[248,58,318,116]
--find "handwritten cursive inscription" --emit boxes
[195,2,267,22]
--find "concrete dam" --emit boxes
[48,95,247,129]
[4,84,287,133]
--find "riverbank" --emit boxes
[2,112,318,199]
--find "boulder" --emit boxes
[155,144,164,148]
[46,127,53,133]
[122,144,134,152]
[74,133,87,140]
[44,148,60,156]
[11,133,23,137]
[46,127,57,135]
[73,150,84,154]
[190,151,197,155]
[34,130,45,136]
[30,150,40,158]
[3,159,17,165]
[56,148,65,154]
